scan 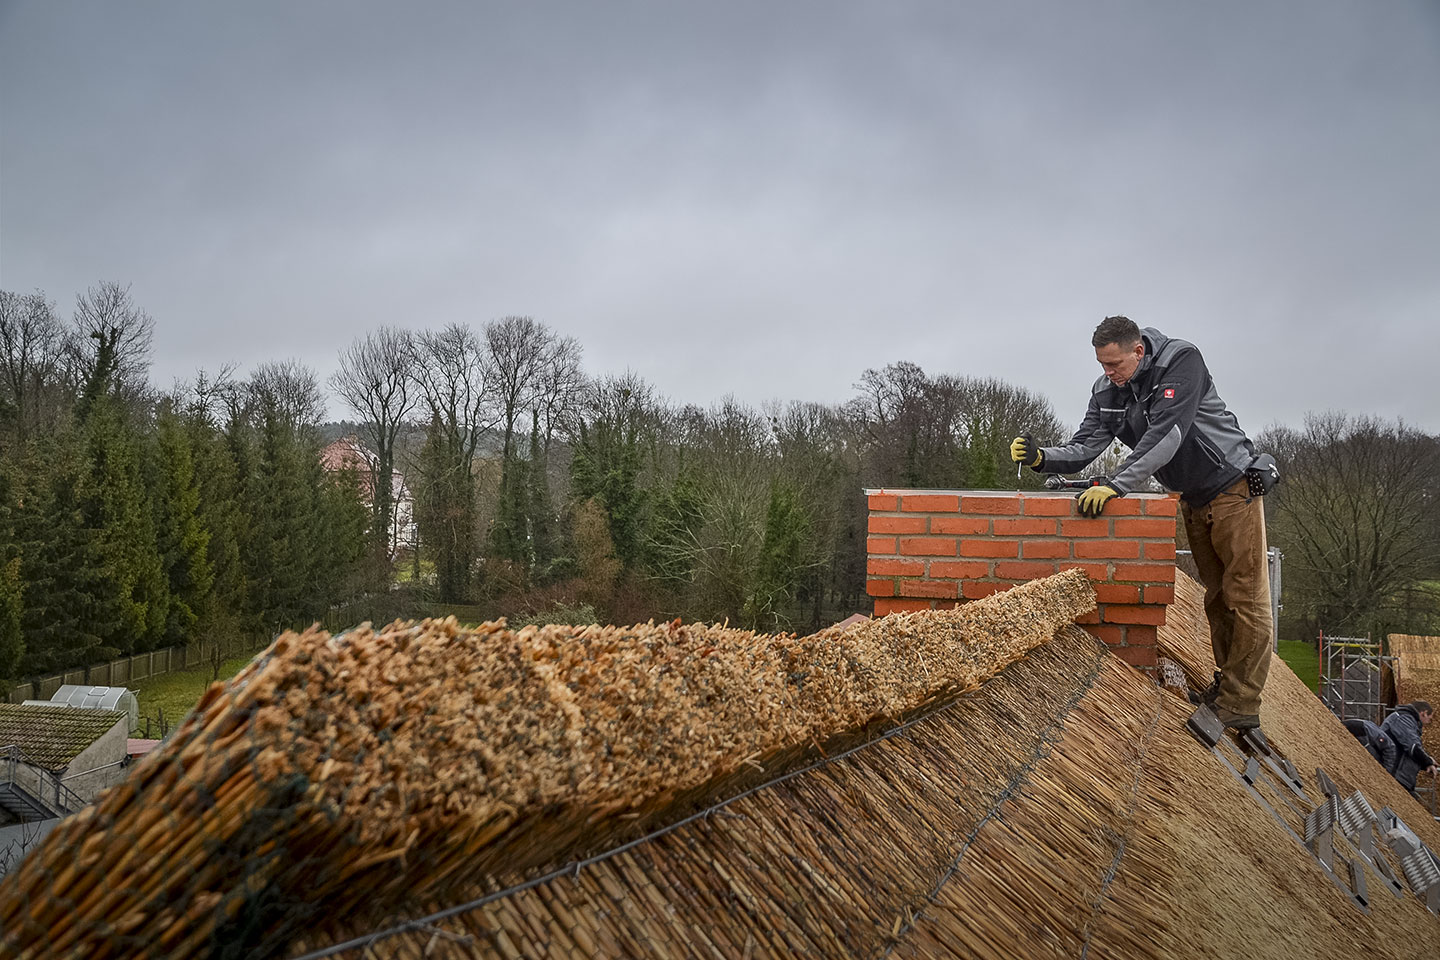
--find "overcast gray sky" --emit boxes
[2,1,1438,433]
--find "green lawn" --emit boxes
[128,654,261,738]
[1277,639,1320,694]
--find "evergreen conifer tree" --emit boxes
[0,466,24,679]
[242,407,309,631]
[149,408,214,647]
[751,481,812,629]
[15,437,112,672]
[76,401,169,654]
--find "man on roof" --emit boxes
[1011,316,1273,733]
[1381,700,1437,799]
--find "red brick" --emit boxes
[1099,498,1143,516]
[962,580,1010,599]
[875,598,933,616]
[1074,540,1141,559]
[1123,625,1158,647]
[868,493,899,511]
[1082,624,1125,646]
[928,560,992,579]
[1021,540,1071,559]
[1112,645,1158,670]
[1103,604,1168,626]
[1074,607,1102,624]
[1060,518,1112,537]
[934,600,959,611]
[959,539,1019,558]
[992,517,1059,536]
[1019,496,1075,516]
[994,561,1058,580]
[1112,563,1177,583]
[867,558,924,576]
[901,494,960,512]
[931,516,989,535]
[868,536,897,555]
[869,515,927,535]
[1092,583,1141,604]
[900,537,958,556]
[1144,541,1177,560]
[1114,517,1178,538]
[900,578,959,599]
[1144,585,1176,605]
[1058,561,1110,581]
[1144,495,1180,517]
[866,579,895,597]
[959,495,1022,515]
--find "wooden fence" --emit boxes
[4,635,265,705]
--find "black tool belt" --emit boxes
[1245,453,1280,497]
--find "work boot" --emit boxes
[1187,671,1223,707]
[1214,706,1261,731]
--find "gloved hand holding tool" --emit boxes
[1010,434,1042,470]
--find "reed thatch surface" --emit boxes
[288,573,1440,959]
[1,571,1094,959]
[9,568,1440,959]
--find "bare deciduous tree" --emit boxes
[1263,412,1440,636]
[411,323,496,599]
[484,315,554,458]
[332,327,417,560]
[246,359,325,430]
[0,289,66,438]
[534,333,585,446]
[69,282,155,403]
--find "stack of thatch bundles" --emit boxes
[0,570,1094,959]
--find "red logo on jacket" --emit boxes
[1163,388,1175,399]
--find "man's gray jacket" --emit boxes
[1382,705,1435,793]
[1037,327,1255,507]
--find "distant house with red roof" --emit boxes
[319,436,416,558]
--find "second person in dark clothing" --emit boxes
[1382,700,1437,797]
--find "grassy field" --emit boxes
[128,655,260,737]
[1277,639,1320,694]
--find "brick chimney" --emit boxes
[866,489,1178,673]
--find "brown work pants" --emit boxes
[1181,477,1273,717]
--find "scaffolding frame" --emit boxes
[1319,632,1394,725]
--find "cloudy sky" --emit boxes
[2,1,1437,433]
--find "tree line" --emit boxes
[3,283,1438,683]
[0,285,366,681]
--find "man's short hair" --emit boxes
[1092,316,1142,349]
[1414,700,1433,715]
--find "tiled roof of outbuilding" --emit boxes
[0,704,126,771]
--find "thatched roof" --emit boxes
[5,572,1440,958]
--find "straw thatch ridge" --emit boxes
[285,575,1440,959]
[11,570,1440,958]
[0,571,1095,959]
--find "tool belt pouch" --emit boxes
[1245,453,1280,497]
